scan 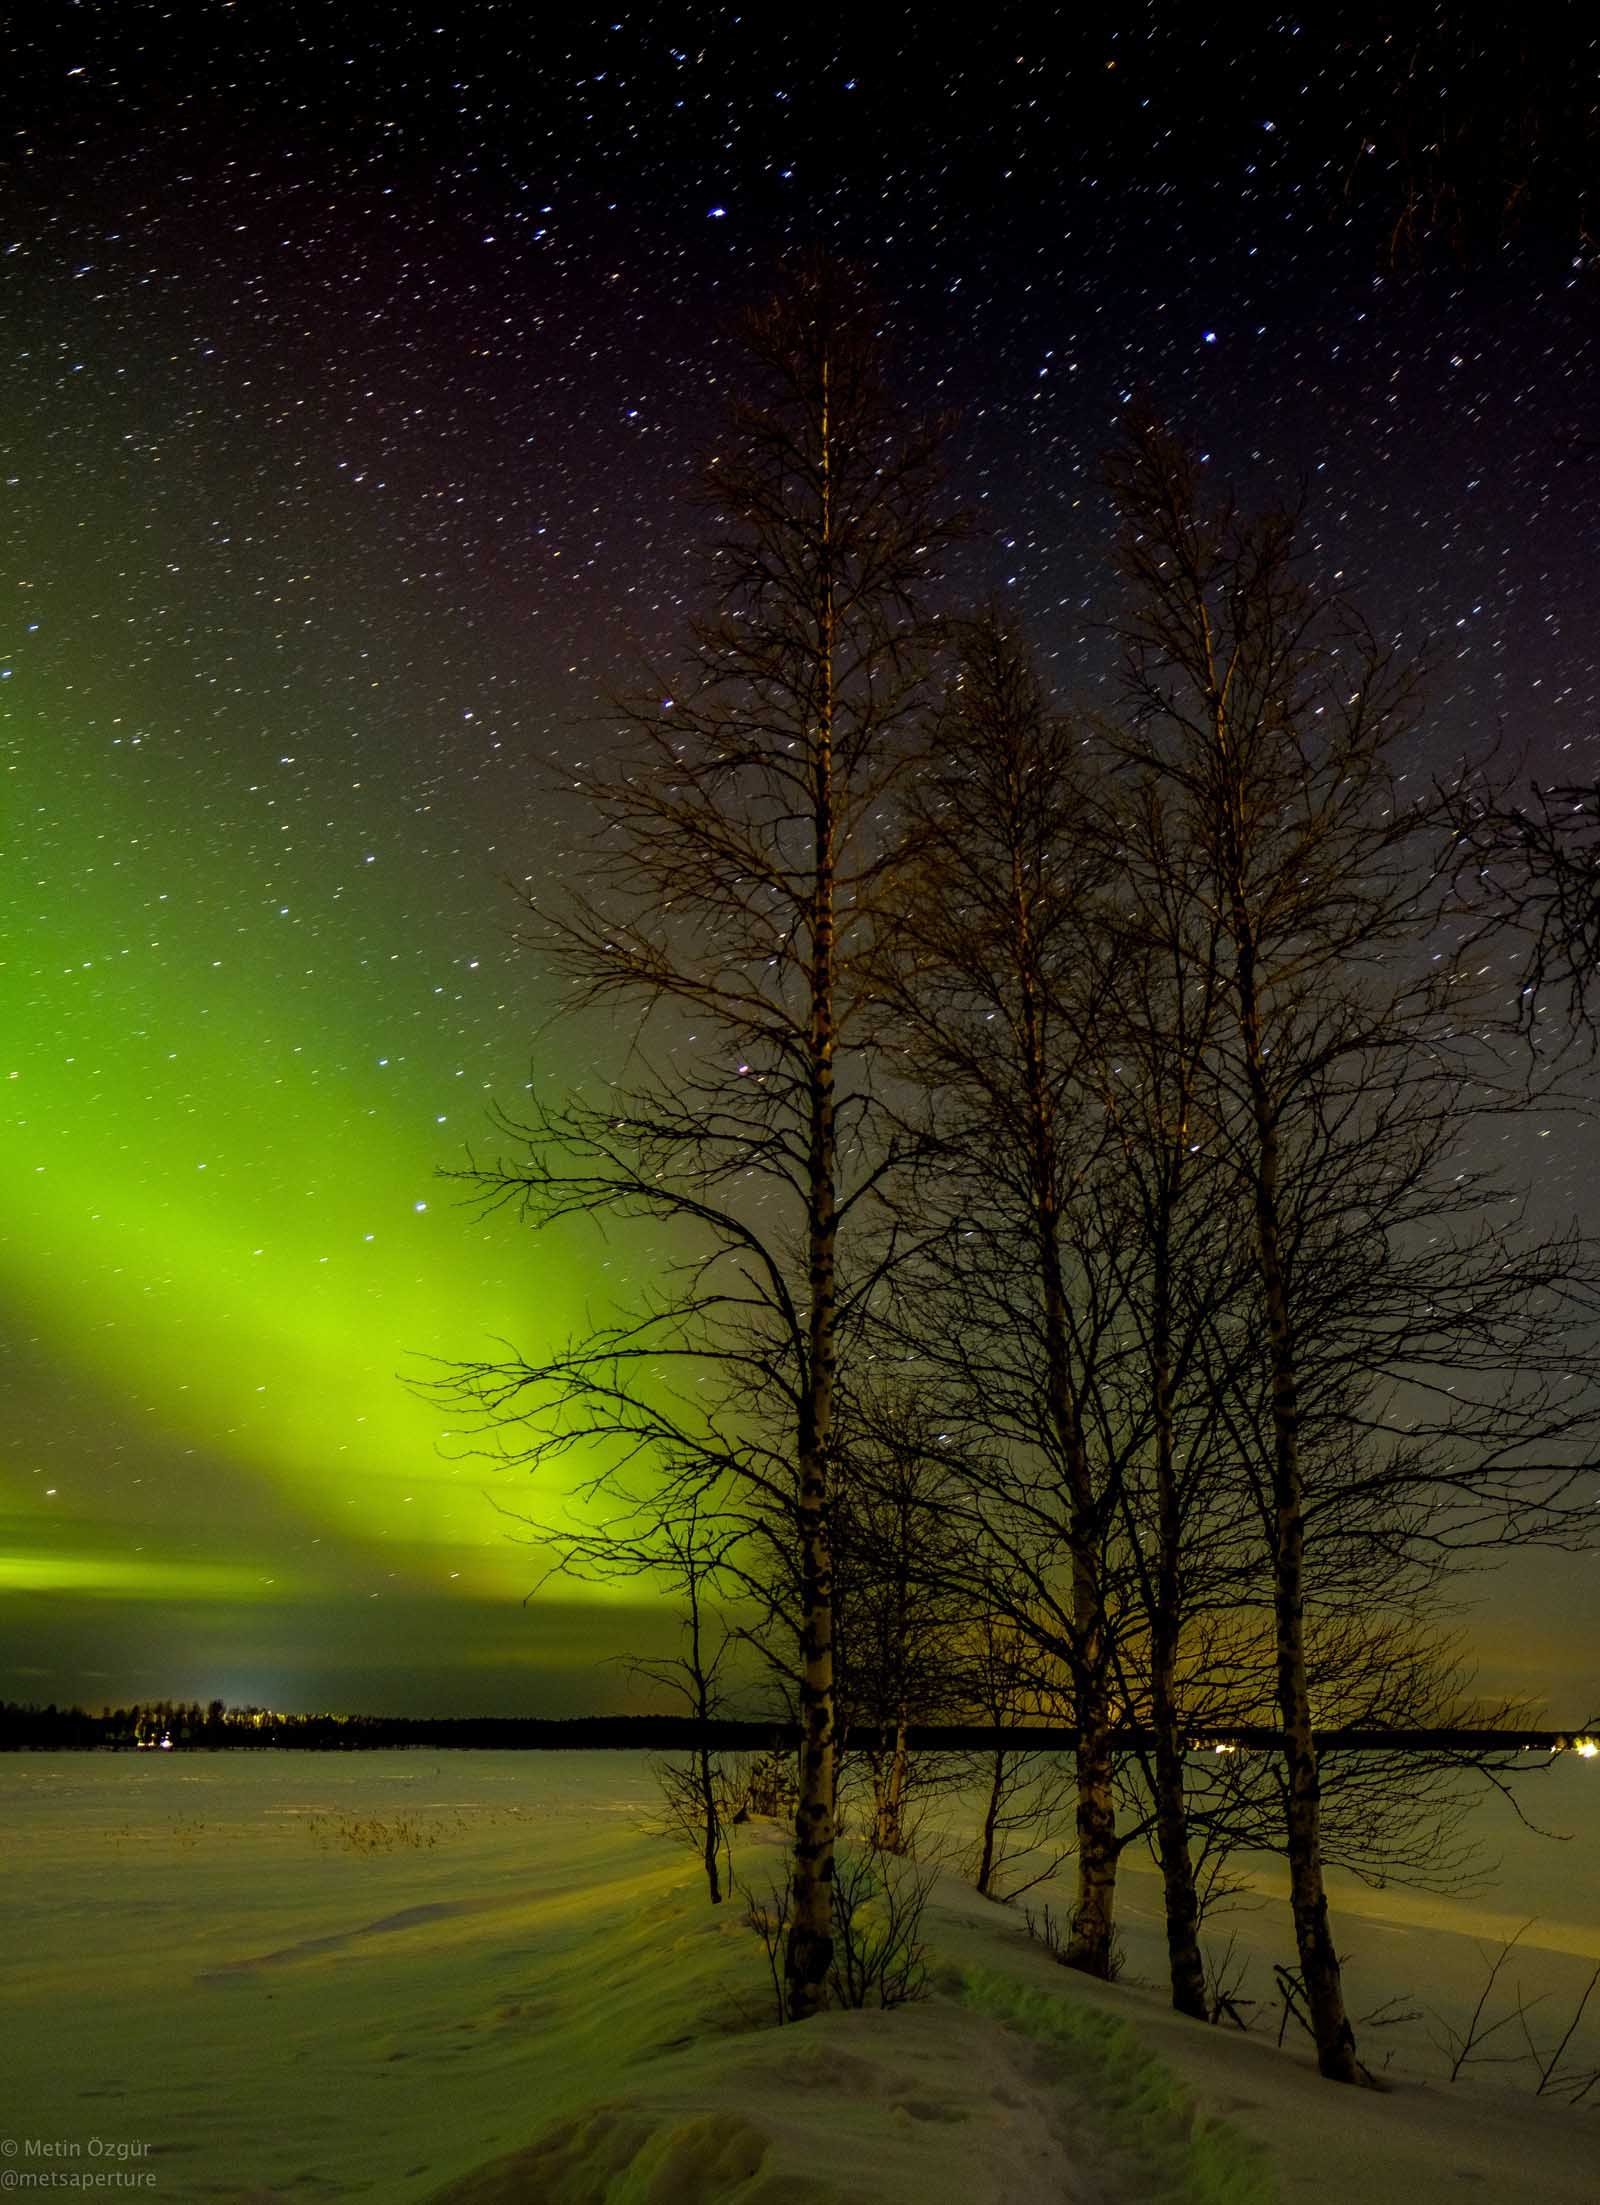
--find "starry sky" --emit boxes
[4,6,1598,1718]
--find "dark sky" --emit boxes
[4,6,1597,1718]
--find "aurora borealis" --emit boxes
[5,9,1599,1717]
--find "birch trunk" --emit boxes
[1232,916,1358,2083]
[1148,1257,1207,2018]
[788,1444,836,2017]
[696,1733,723,1905]
[688,1581,724,1905]
[1007,821,1120,1977]
[871,1704,911,1855]
[975,1744,1006,1897]
[1067,1667,1120,1974]
[785,355,839,2024]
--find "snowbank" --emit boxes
[3,1753,1594,2202]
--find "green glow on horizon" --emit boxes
[3,722,651,1616]
[0,1551,304,1602]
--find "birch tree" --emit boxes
[1103,414,1431,2082]
[827,1386,975,1856]
[1098,412,1600,2076]
[871,614,1132,1977]
[1450,778,1600,1053]
[440,265,959,2022]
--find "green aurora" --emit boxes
[5,11,1597,1725]
[4,676,675,1712]
[7,587,1594,1721]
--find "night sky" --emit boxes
[5,7,1598,1718]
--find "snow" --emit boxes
[2,1752,1595,2201]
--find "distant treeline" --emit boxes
[0,1699,787,1752]
[2,1699,1593,1757]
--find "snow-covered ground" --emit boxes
[2,1751,1595,2202]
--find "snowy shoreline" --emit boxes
[5,1752,1595,2201]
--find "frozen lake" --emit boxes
[2,1751,1596,2201]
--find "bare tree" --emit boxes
[1451,778,1600,1053]
[868,614,1134,1977]
[620,1494,741,1904]
[828,1384,974,1855]
[437,263,960,2022]
[1083,766,1262,2022]
[1100,410,1600,2079]
[963,1604,1078,1904]
[1336,17,1599,271]
[1102,412,1441,2083]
